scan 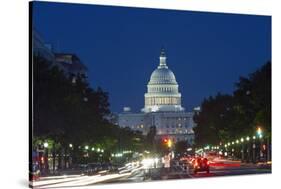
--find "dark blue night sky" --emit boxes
[32,2,271,113]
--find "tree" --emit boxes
[234,61,271,134]
[193,61,271,146]
[145,126,156,151]
[33,55,117,165]
[175,140,189,155]
[193,93,235,146]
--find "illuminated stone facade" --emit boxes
[118,49,195,144]
[142,49,184,113]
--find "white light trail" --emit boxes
[31,175,88,187]
[37,173,131,188]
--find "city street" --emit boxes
[103,160,271,183]
[30,159,271,188]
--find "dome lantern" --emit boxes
[158,48,168,69]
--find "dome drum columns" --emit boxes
[142,48,184,113]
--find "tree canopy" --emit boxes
[193,61,271,147]
[33,56,145,164]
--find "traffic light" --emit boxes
[167,139,172,148]
[163,138,172,148]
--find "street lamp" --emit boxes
[236,140,239,144]
[257,127,263,138]
[91,147,95,151]
[257,127,262,136]
[246,137,250,141]
[43,142,49,148]
[69,143,73,148]
[43,142,49,173]
[85,145,89,150]
[240,138,245,162]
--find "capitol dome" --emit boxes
[142,48,184,113]
[149,68,177,85]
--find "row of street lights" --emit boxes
[199,127,270,163]
[221,127,263,149]
[84,145,104,153]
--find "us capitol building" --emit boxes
[118,49,196,145]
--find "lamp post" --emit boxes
[245,137,250,162]
[43,142,49,174]
[68,144,73,168]
[252,136,256,163]
[256,127,263,162]
[240,138,244,162]
[84,145,89,163]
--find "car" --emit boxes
[193,157,210,174]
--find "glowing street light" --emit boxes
[256,127,263,138]
[91,147,95,151]
[253,136,256,140]
[257,127,262,136]
[43,142,49,148]
[85,145,89,150]
[240,138,244,142]
[236,140,239,144]
[69,143,73,148]
[246,136,250,141]
[232,142,234,145]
